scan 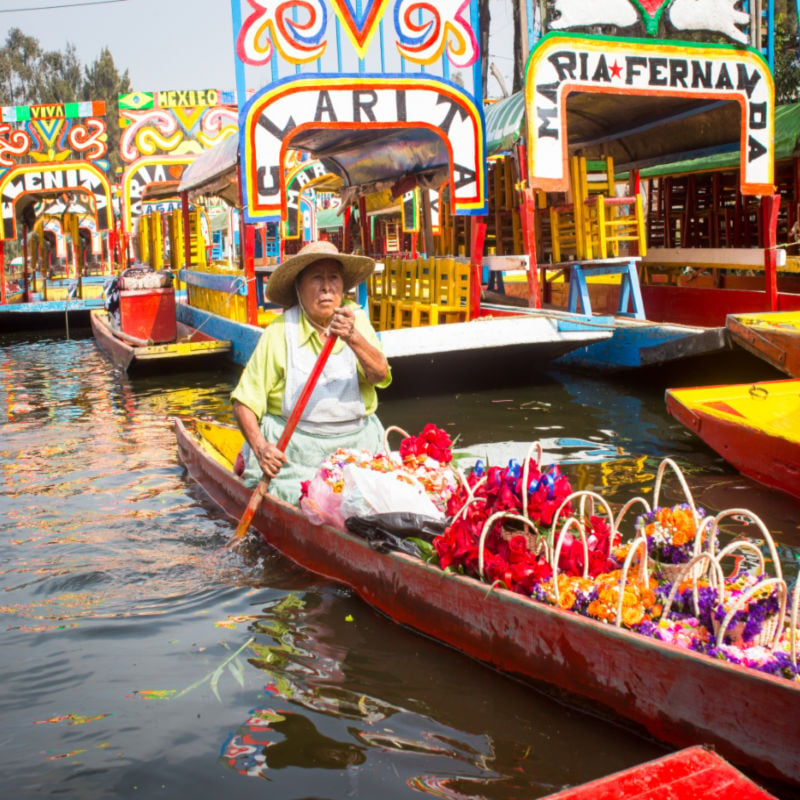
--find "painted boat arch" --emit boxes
[0,161,113,240]
[239,74,487,223]
[120,155,196,235]
[524,33,775,195]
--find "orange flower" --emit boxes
[558,590,577,610]
[640,587,656,607]
[622,604,645,627]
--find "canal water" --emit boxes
[1,330,798,800]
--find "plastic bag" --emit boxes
[339,463,444,520]
[345,512,447,556]
[298,472,345,529]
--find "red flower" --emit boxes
[399,424,453,466]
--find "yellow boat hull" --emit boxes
[666,378,800,498]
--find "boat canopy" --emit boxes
[639,101,800,178]
[449,92,762,180]
[292,125,452,206]
[485,92,526,156]
[178,134,240,207]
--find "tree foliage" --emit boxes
[0,28,131,172]
[774,14,800,104]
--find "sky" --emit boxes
[0,0,518,97]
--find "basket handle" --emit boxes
[709,508,784,583]
[548,490,616,559]
[714,577,787,652]
[660,552,724,623]
[521,440,544,521]
[614,535,650,628]
[652,457,700,528]
[613,496,651,540]
[383,425,411,465]
[477,511,546,581]
[714,540,766,581]
[551,516,591,601]
[451,476,488,522]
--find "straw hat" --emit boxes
[266,240,375,308]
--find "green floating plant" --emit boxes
[175,637,255,702]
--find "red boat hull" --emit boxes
[542,746,777,799]
[174,417,800,790]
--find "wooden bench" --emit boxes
[641,247,790,273]
[482,254,529,292]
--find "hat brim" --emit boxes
[265,251,375,307]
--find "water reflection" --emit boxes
[211,587,666,798]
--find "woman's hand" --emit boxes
[329,305,356,342]
[253,439,287,480]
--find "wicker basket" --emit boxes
[712,576,787,651]
[653,557,706,583]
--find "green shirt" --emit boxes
[231,299,391,420]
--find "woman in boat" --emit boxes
[231,240,391,504]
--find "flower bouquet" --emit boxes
[712,576,787,649]
[635,503,708,581]
[299,425,459,528]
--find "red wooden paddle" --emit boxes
[232,332,338,542]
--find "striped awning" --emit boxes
[485,91,525,156]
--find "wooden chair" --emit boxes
[375,256,401,331]
[576,156,615,200]
[415,257,470,325]
[386,258,417,330]
[585,193,647,258]
[394,256,434,328]
[367,262,386,329]
[548,156,586,262]
[580,156,647,259]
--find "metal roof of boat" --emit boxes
[178,133,240,205]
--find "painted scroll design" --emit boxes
[0,123,31,167]
[237,0,328,64]
[119,106,238,162]
[0,118,108,165]
[394,0,478,67]
[549,0,749,43]
[237,0,478,68]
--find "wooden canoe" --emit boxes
[541,746,778,799]
[91,309,231,375]
[174,416,800,791]
[727,311,800,377]
[665,379,800,499]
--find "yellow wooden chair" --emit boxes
[579,155,647,258]
[394,256,436,328]
[549,156,586,262]
[587,193,648,258]
[375,257,403,330]
[416,257,470,325]
[388,258,418,330]
[367,261,386,329]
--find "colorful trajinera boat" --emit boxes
[175,417,800,791]
[727,312,800,378]
[91,309,231,375]
[665,379,800,499]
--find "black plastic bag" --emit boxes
[345,512,448,556]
